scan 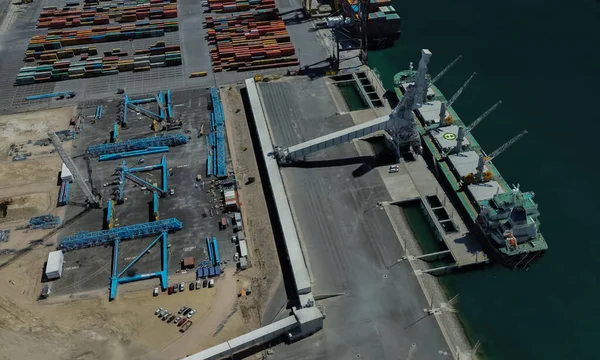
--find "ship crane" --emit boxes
[447,100,502,155]
[464,130,528,184]
[437,72,477,126]
[428,55,462,88]
[48,131,101,208]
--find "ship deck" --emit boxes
[393,71,548,257]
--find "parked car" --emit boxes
[177,318,187,327]
[195,280,201,290]
[183,307,192,316]
[202,279,208,288]
[159,310,168,318]
[174,316,182,324]
[153,287,159,296]
[180,320,193,333]
[389,165,399,173]
[155,308,163,315]
[178,306,187,314]
[187,309,196,318]
[209,279,214,288]
[167,314,176,323]
[162,311,171,320]
[189,282,195,291]
[168,286,174,295]
[179,282,185,292]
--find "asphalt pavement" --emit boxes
[257,79,453,359]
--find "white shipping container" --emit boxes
[45,250,64,279]
[239,240,248,258]
[61,163,73,183]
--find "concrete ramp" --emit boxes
[186,307,324,360]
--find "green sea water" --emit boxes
[368,1,600,359]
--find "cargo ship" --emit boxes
[393,55,548,269]
[341,0,401,48]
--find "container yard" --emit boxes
[205,0,276,13]
[0,0,367,359]
[205,9,298,72]
[37,0,179,29]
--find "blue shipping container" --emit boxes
[203,267,208,278]
[209,267,215,277]
[215,266,221,276]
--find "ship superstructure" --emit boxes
[393,53,548,268]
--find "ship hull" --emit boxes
[473,221,546,269]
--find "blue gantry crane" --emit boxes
[114,155,168,203]
[109,232,169,300]
[88,134,187,156]
[58,218,182,251]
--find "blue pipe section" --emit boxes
[206,236,214,264]
[122,94,129,125]
[166,89,173,120]
[112,123,119,143]
[158,91,164,120]
[89,134,187,156]
[106,200,114,229]
[58,218,182,251]
[211,88,227,178]
[153,192,159,220]
[25,92,74,100]
[110,238,120,299]
[206,156,213,177]
[212,237,220,266]
[99,147,169,161]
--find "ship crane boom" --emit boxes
[470,130,527,183]
[449,100,502,155]
[429,55,462,87]
[484,130,528,162]
[447,72,476,108]
[465,100,502,135]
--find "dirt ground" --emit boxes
[0,242,247,360]
[0,107,75,251]
[221,86,283,326]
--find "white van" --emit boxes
[208,279,214,288]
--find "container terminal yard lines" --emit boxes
[0,0,529,359]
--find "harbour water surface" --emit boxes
[369,1,600,359]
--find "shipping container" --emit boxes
[239,240,248,258]
[45,250,64,279]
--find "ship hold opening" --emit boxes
[335,82,369,111]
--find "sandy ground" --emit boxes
[0,242,246,360]
[0,107,75,251]
[221,85,283,326]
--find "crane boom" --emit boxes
[465,100,502,135]
[429,55,462,86]
[485,130,528,162]
[447,72,476,107]
[48,132,100,207]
